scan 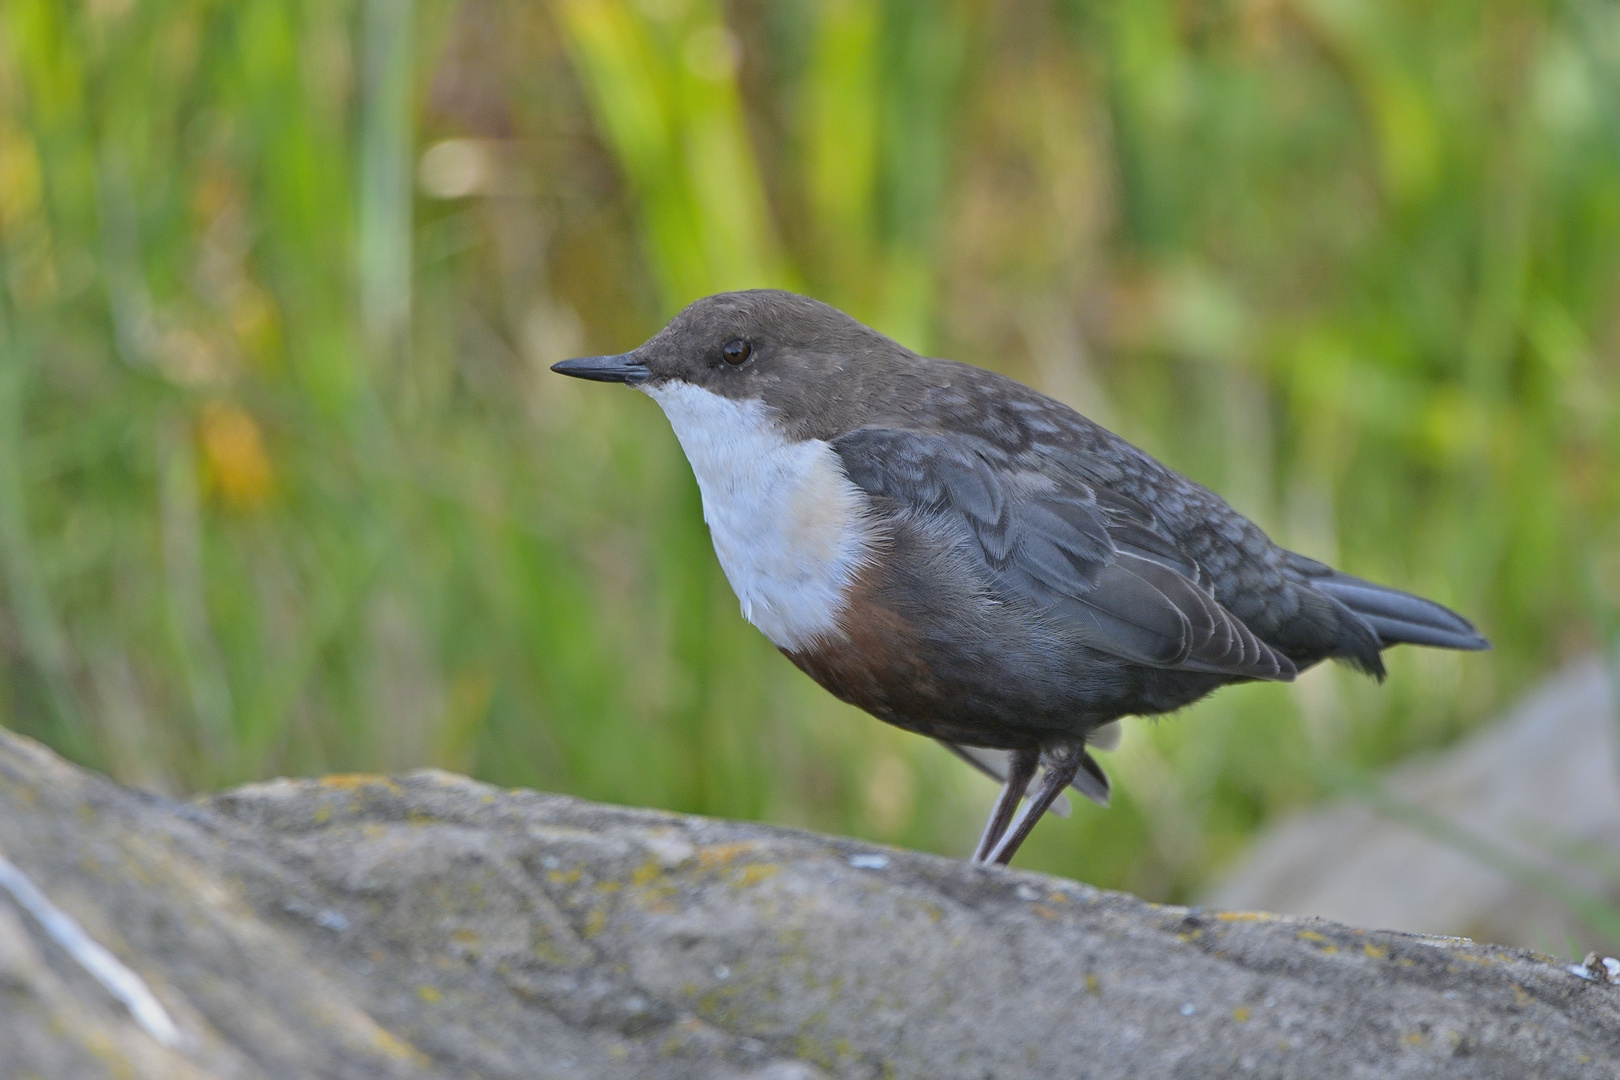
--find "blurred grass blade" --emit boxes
[160,423,235,774]
[0,337,91,759]
[359,0,415,364]
[556,0,786,306]
[805,0,880,289]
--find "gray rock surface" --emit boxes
[1,727,1618,1079]
[1208,656,1620,953]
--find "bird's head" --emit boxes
[551,290,923,440]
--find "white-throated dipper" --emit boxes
[553,290,1489,866]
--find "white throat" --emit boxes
[641,381,873,651]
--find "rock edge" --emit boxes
[0,728,1616,1079]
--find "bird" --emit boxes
[551,289,1489,867]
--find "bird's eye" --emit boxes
[722,339,752,365]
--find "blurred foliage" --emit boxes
[0,0,1617,904]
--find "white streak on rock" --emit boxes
[0,848,184,1048]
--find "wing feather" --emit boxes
[832,429,1294,682]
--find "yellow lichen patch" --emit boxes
[625,854,677,906]
[1084,973,1100,994]
[1176,928,1202,942]
[1363,944,1388,960]
[371,1027,430,1064]
[1046,891,1069,904]
[1215,910,1277,922]
[1293,930,1337,954]
[313,805,331,824]
[450,929,479,947]
[531,937,580,967]
[78,1024,135,1077]
[697,842,762,868]
[735,863,778,888]
[583,908,607,938]
[1511,983,1531,1007]
[1031,904,1061,920]
[1450,951,1498,966]
[416,985,441,1004]
[1401,1031,1425,1048]
[319,774,400,793]
[548,867,582,885]
[1232,1007,1250,1022]
[596,880,622,894]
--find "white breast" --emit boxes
[641,381,873,652]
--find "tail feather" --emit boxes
[1311,573,1489,652]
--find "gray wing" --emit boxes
[832,428,1295,682]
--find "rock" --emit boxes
[1207,656,1620,955]
[0,728,1617,1079]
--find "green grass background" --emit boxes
[0,0,1616,907]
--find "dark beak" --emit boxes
[550,353,650,385]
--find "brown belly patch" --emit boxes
[782,562,953,739]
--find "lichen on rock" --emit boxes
[0,728,1616,1079]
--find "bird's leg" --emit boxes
[971,748,1039,863]
[986,744,1085,866]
